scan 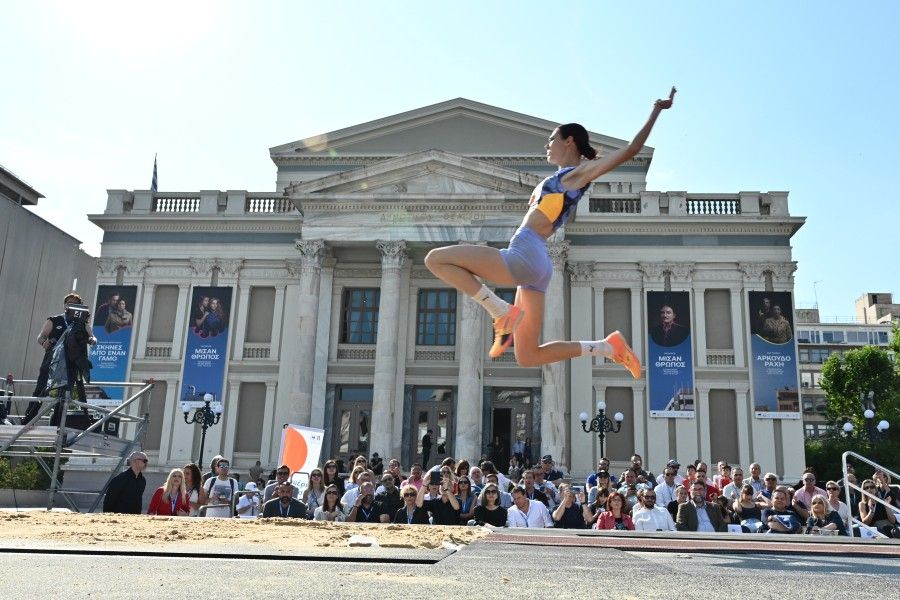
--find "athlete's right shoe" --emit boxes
[606,330,641,379]
[489,305,524,359]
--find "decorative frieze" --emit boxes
[567,261,596,286]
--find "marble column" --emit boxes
[541,241,569,468]
[134,283,155,359]
[370,240,407,457]
[288,240,325,427]
[568,262,595,476]
[693,287,707,367]
[729,287,746,367]
[231,284,251,360]
[455,250,485,462]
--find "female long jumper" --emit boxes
[424,88,676,375]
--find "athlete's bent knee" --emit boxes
[514,348,541,368]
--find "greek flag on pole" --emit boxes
[151,154,158,192]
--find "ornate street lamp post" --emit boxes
[579,399,625,458]
[183,393,223,469]
[842,390,890,444]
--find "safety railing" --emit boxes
[841,451,899,539]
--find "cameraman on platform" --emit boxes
[24,292,96,423]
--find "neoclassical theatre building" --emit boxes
[90,99,806,478]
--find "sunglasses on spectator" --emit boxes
[326,491,338,496]
[765,477,776,481]
[403,492,417,497]
[311,473,322,478]
[826,487,839,491]
[277,471,289,476]
[218,464,230,469]
[485,490,498,495]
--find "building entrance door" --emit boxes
[490,389,533,471]
[411,388,454,469]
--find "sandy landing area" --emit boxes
[0,511,488,552]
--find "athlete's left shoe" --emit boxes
[605,330,642,379]
[489,305,524,359]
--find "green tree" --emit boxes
[820,345,899,440]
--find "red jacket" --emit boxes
[147,488,190,516]
[594,511,635,530]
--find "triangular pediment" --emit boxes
[285,149,541,197]
[270,98,651,161]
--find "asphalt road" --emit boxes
[1,541,897,598]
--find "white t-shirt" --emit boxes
[236,494,260,518]
[203,477,237,518]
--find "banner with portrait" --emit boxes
[180,287,232,410]
[88,285,138,405]
[748,291,801,419]
[646,291,695,418]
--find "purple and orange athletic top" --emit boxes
[528,166,590,231]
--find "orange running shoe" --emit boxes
[605,330,641,379]
[488,305,524,359]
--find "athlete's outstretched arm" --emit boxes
[561,87,676,190]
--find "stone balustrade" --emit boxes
[242,343,271,359]
[105,190,299,216]
[145,343,173,359]
[706,350,736,366]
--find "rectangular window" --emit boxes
[245,287,276,343]
[416,289,457,346]
[846,331,867,344]
[823,331,844,344]
[873,331,889,345]
[799,349,810,363]
[341,289,380,344]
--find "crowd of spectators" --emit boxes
[102,450,900,538]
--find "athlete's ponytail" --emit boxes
[558,123,597,160]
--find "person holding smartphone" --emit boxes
[417,469,460,525]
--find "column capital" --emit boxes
[376,240,408,269]
[567,261,595,287]
[97,256,149,276]
[639,261,695,283]
[546,240,570,269]
[294,239,327,273]
[739,261,797,283]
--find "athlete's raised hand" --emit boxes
[655,86,676,110]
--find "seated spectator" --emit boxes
[587,487,611,522]
[340,471,373,511]
[472,483,508,527]
[618,468,652,496]
[322,459,346,496]
[147,468,190,516]
[667,485,688,521]
[507,485,553,528]
[369,453,384,475]
[480,461,511,492]
[382,458,404,489]
[313,485,346,521]
[587,457,619,489]
[806,494,847,536]
[455,460,471,481]
[520,470,550,507]
[746,463,765,494]
[873,470,899,509]
[757,472,778,506]
[263,465,299,504]
[303,468,326,517]
[676,481,727,532]
[262,482,309,518]
[540,455,565,485]
[507,454,523,485]
[375,472,403,518]
[345,466,365,493]
[761,489,801,534]
[551,484,592,529]
[532,467,559,509]
[720,467,745,501]
[485,473,513,508]
[352,455,368,473]
[859,478,898,538]
[733,484,766,532]
[621,454,654,486]
[715,495,736,525]
[203,459,238,518]
[394,484,430,525]
[588,471,614,504]
[655,460,684,486]
[417,471,460,525]
[235,482,261,518]
[654,467,680,508]
[469,467,485,494]
[248,460,265,487]
[713,463,732,490]
[792,471,827,521]
[456,476,477,525]
[691,469,721,502]
[632,487,676,531]
[401,463,425,490]
[682,463,697,488]
[347,482,389,523]
[595,491,634,531]
[824,480,851,532]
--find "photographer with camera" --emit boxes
[24,292,96,423]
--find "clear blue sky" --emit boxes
[2,1,897,320]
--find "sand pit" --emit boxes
[0,511,487,553]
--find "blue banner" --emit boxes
[647,291,695,418]
[180,287,232,409]
[749,291,800,419]
[89,285,138,405]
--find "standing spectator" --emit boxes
[375,473,403,518]
[632,488,676,531]
[622,454,654,485]
[417,471,460,525]
[587,457,619,489]
[792,472,827,521]
[485,474,513,508]
[394,485,430,525]
[262,482,309,518]
[522,437,533,467]
[746,463,765,494]
[401,463,425,490]
[202,455,224,484]
[235,482,261,519]
[322,459,346,496]
[805,495,847,536]
[370,453,384,476]
[147,468,189,516]
[824,480,851,532]
[551,484,592,529]
[761,489,801,534]
[594,491,634,531]
[263,465,299,504]
[721,467,745,501]
[303,468,326,517]
[473,483,508,527]
[655,460,684,486]
[248,460,265,486]
[103,452,148,514]
[203,459,238,518]
[421,429,433,467]
[676,481,727,532]
[507,485,553,528]
[654,467,680,507]
[667,485,688,521]
[347,482,388,523]
[456,477,477,525]
[381,458,404,490]
[313,485,346,522]
[733,484,766,532]
[858,478,897,537]
[507,454,523,484]
[183,463,207,517]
